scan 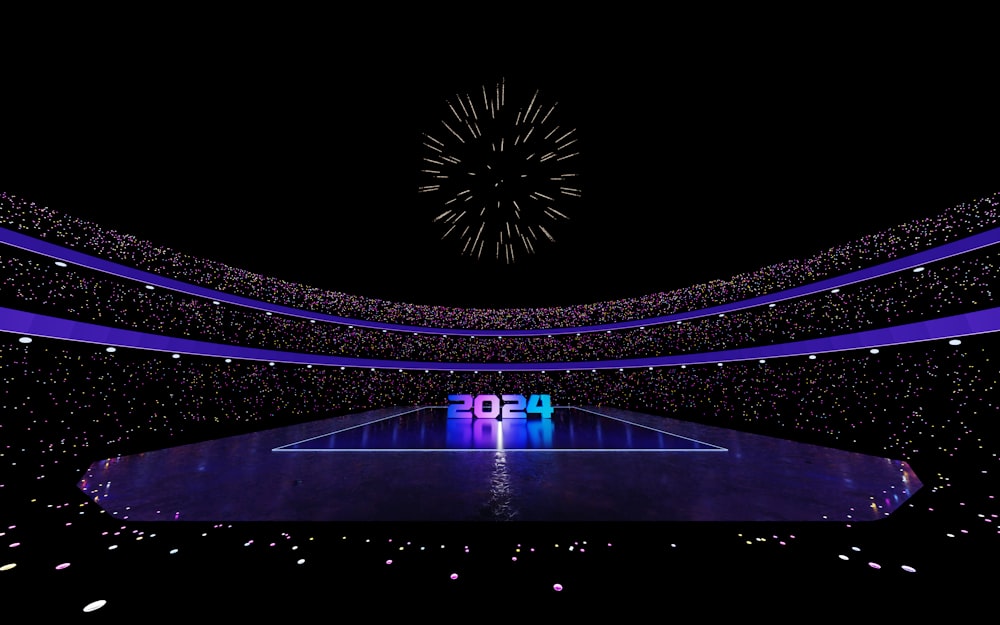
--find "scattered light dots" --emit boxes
[83,600,107,612]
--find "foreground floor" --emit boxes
[78,406,921,522]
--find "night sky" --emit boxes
[4,22,996,310]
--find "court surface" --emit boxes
[77,406,922,522]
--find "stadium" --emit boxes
[3,18,999,616]
[2,189,998,616]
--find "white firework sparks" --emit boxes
[420,78,581,263]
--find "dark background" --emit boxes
[1,13,997,616]
[3,18,996,309]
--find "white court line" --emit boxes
[271,405,729,453]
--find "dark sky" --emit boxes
[3,23,996,309]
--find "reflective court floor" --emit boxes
[78,406,923,522]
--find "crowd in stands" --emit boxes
[2,189,998,478]
[1,242,996,363]
[2,191,998,330]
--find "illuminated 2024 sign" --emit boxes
[447,394,553,419]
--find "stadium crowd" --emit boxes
[1,190,998,616]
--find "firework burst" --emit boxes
[418,78,581,264]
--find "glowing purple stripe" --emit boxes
[2,225,999,336]
[2,305,996,371]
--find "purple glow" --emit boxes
[3,305,996,372]
[3,223,999,336]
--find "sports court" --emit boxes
[77,405,922,523]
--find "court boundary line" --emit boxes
[270,405,729,453]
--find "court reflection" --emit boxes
[446,417,555,449]
[80,406,923,522]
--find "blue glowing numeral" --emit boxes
[525,394,554,419]
[501,393,527,418]
[447,394,473,418]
